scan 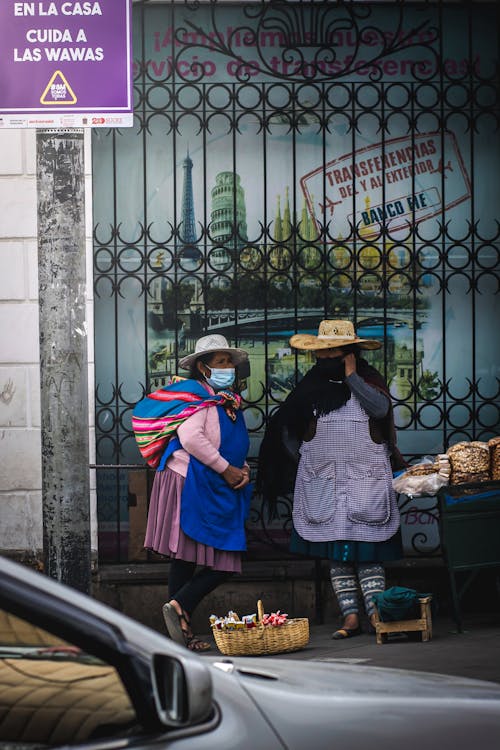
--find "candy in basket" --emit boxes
[209,599,309,656]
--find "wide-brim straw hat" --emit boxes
[289,320,381,351]
[179,334,249,369]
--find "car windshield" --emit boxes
[0,607,137,747]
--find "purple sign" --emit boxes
[0,1,133,128]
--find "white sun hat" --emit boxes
[179,334,249,369]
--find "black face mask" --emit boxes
[316,357,345,380]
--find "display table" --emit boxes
[437,480,500,632]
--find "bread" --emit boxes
[488,436,500,480]
[447,441,490,484]
[404,462,439,476]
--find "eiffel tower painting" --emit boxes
[179,149,201,261]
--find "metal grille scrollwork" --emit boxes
[93,0,499,563]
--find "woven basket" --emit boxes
[212,600,309,657]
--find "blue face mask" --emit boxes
[205,367,236,389]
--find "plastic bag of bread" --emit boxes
[392,456,450,497]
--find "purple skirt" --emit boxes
[144,468,242,573]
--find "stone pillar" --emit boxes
[37,129,91,593]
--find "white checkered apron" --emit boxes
[292,395,400,543]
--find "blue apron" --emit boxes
[162,406,251,551]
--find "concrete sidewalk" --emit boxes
[203,613,500,684]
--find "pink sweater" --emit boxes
[166,383,248,478]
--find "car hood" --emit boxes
[209,657,500,750]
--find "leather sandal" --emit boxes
[163,603,212,651]
[186,635,211,652]
[181,610,212,651]
[331,625,362,640]
[162,602,190,645]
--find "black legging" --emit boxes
[168,559,233,617]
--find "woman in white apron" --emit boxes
[259,320,406,639]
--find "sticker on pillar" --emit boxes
[40,71,77,106]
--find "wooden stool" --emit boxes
[373,596,433,644]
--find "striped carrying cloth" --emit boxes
[132,377,241,469]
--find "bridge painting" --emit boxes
[205,308,424,335]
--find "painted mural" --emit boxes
[92,1,499,560]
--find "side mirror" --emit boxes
[152,654,213,726]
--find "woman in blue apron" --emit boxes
[141,334,252,651]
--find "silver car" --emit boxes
[1,555,500,749]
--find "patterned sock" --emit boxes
[330,563,360,618]
[357,563,385,618]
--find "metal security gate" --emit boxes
[92,0,500,563]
